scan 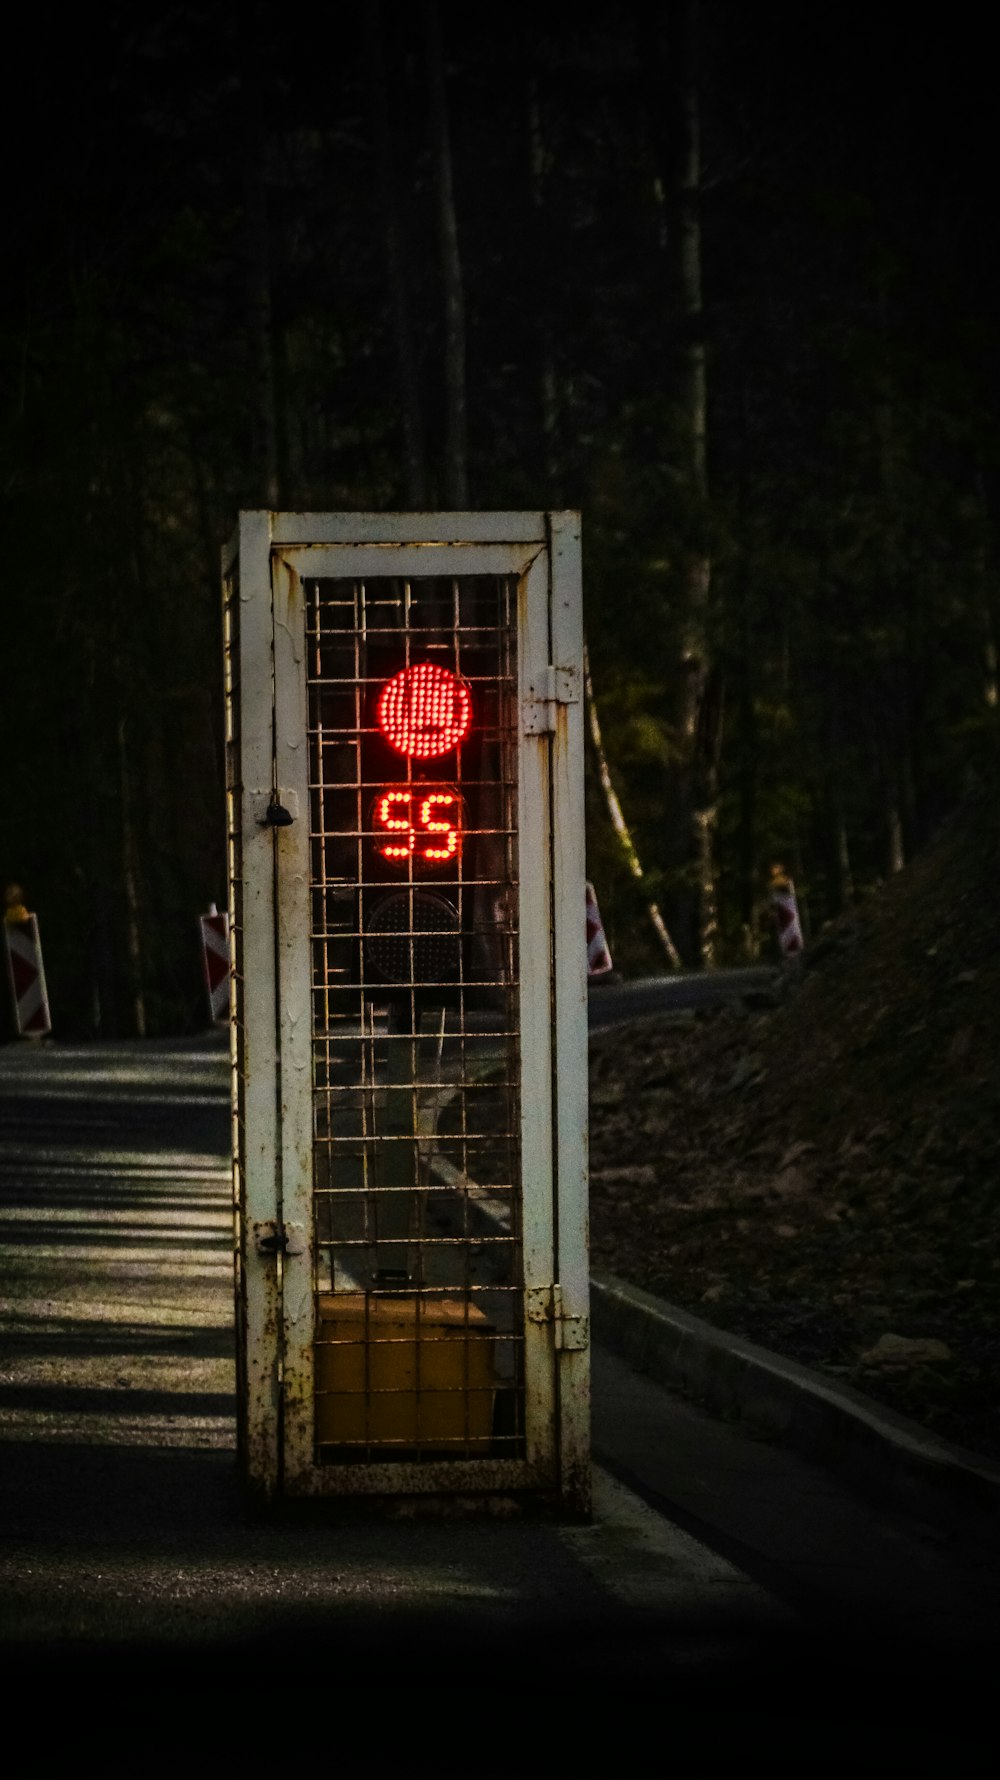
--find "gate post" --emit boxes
[223,511,283,1501]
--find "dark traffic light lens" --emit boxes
[363,888,462,983]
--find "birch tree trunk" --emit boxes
[584,645,683,971]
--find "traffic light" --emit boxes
[356,635,508,1010]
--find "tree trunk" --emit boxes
[244,6,280,509]
[426,1,469,508]
[884,784,906,877]
[584,645,683,971]
[368,5,429,508]
[874,737,906,877]
[973,479,999,715]
[650,0,720,967]
[822,631,855,915]
[680,5,708,507]
[826,789,856,914]
[117,716,147,1038]
[679,2,720,967]
[733,387,759,954]
[736,636,760,957]
[526,74,560,495]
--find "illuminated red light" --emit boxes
[376,791,413,860]
[420,792,459,861]
[372,788,463,866]
[377,662,471,759]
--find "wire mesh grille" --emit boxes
[307,576,523,1462]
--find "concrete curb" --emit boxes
[591,1271,1000,1544]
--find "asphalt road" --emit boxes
[587,964,781,1027]
[0,1034,995,1765]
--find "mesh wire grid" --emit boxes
[306,576,524,1463]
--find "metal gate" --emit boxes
[223,513,588,1509]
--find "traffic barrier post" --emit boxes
[586,880,615,979]
[770,865,804,958]
[199,902,231,1025]
[3,908,52,1038]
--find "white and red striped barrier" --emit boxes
[771,868,804,958]
[586,881,615,979]
[4,913,52,1037]
[199,903,231,1025]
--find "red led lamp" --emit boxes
[376,662,472,759]
[372,788,464,866]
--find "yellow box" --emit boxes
[314,1294,495,1451]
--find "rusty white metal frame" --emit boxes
[548,513,589,1506]
[225,512,589,1511]
[223,512,282,1499]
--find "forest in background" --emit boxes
[1,2,997,1036]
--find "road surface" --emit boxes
[588,964,781,1027]
[0,1036,995,1763]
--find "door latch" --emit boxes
[253,1220,306,1257]
[251,790,300,827]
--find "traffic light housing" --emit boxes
[349,623,511,1012]
[360,655,471,997]
[305,578,515,1019]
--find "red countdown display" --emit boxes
[376,662,471,760]
[371,788,464,867]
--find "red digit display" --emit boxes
[375,791,414,861]
[371,788,464,867]
[377,662,472,759]
[419,792,459,862]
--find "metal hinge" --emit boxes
[525,1283,589,1351]
[252,1219,306,1258]
[522,665,581,735]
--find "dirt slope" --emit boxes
[589,776,1000,1460]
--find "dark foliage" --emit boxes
[1,2,997,1029]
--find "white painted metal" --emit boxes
[548,512,591,1512]
[269,512,548,546]
[277,532,552,1498]
[227,510,282,1499]
[270,549,315,1494]
[275,542,539,583]
[516,548,558,1477]
[226,511,589,1509]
